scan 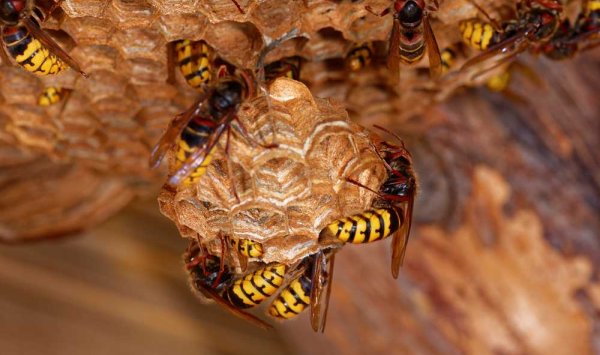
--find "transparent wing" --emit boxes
[166,41,176,85]
[197,285,272,330]
[386,19,402,86]
[391,197,413,279]
[460,32,526,71]
[148,94,207,169]
[166,110,234,186]
[423,14,442,80]
[310,250,336,333]
[23,17,88,77]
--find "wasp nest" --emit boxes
[1,0,519,240]
[158,78,387,265]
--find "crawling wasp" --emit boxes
[184,239,336,332]
[149,65,255,187]
[0,0,86,76]
[184,239,273,329]
[366,0,442,81]
[151,30,302,188]
[460,0,563,74]
[320,126,416,279]
[533,0,599,60]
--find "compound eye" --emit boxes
[400,1,422,24]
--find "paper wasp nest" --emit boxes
[158,78,388,265]
[0,0,517,240]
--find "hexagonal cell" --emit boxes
[232,206,288,241]
[253,156,310,201]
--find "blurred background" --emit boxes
[1,0,599,354]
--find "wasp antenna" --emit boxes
[230,0,246,14]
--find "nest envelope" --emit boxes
[158,78,388,266]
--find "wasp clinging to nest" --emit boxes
[0,0,87,76]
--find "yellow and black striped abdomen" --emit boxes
[225,264,287,309]
[38,87,65,106]
[175,118,216,185]
[175,40,212,90]
[440,47,457,74]
[231,238,264,258]
[268,273,311,320]
[399,32,426,65]
[2,26,67,75]
[345,43,372,71]
[320,208,400,244]
[459,20,498,51]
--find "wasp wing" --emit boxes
[166,110,234,186]
[166,41,177,85]
[22,17,88,77]
[310,250,335,333]
[391,198,413,279]
[196,285,272,330]
[386,19,402,86]
[423,14,442,80]
[148,94,208,169]
[460,32,526,71]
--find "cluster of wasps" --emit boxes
[3,0,597,332]
[345,0,598,95]
[150,27,418,330]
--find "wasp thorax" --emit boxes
[210,80,244,112]
[531,10,559,40]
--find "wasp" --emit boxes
[184,240,273,329]
[533,1,599,60]
[366,0,442,80]
[37,85,68,106]
[460,0,563,73]
[344,42,374,72]
[267,250,336,332]
[0,0,87,76]
[264,56,301,82]
[150,65,256,187]
[185,239,336,332]
[167,39,215,91]
[320,127,416,279]
[152,30,303,188]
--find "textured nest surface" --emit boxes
[0,0,519,241]
[158,78,388,265]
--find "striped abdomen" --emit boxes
[225,264,287,308]
[264,57,301,82]
[320,208,401,244]
[2,26,67,75]
[175,40,212,90]
[268,273,311,320]
[399,28,425,64]
[459,19,502,51]
[345,43,372,71]
[440,46,457,74]
[38,86,65,106]
[175,118,217,185]
[231,238,264,258]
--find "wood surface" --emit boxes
[0,202,293,355]
[0,1,598,354]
